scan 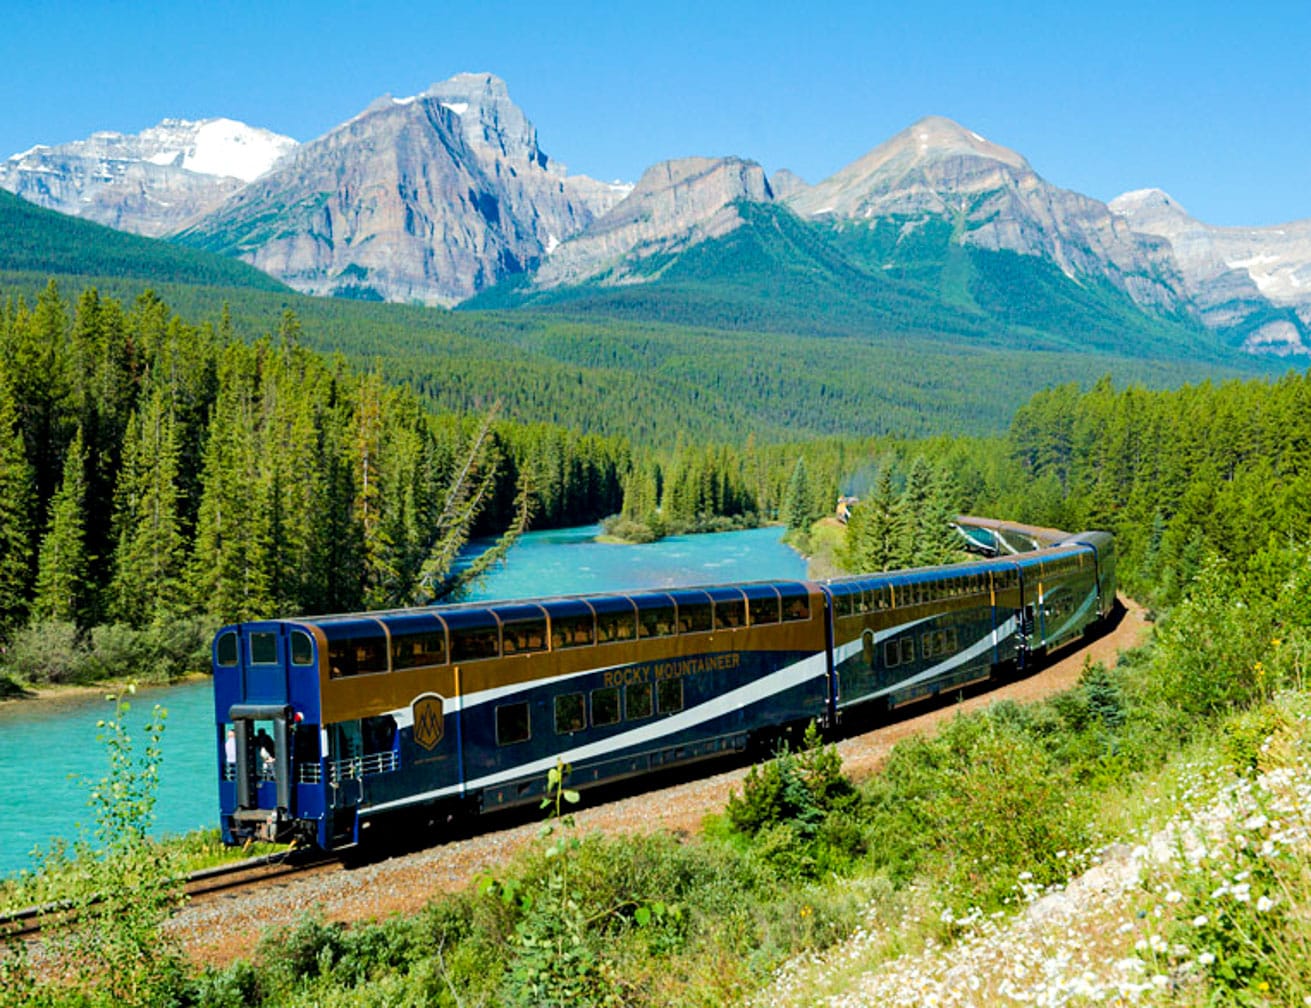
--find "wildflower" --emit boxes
[1198,952,1215,966]
[1256,895,1275,912]
[1164,890,1183,904]
[1192,914,1208,927]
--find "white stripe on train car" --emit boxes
[836,616,1019,707]
[362,650,830,814]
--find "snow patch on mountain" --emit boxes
[169,118,295,181]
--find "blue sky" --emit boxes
[2,0,1307,226]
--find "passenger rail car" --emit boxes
[213,520,1116,851]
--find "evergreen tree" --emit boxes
[187,346,272,621]
[6,279,74,515]
[0,373,34,628]
[33,427,90,625]
[109,390,187,625]
[782,457,811,531]
[842,467,908,573]
[902,456,960,567]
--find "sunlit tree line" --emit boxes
[0,283,631,643]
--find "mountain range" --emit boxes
[3,73,1308,356]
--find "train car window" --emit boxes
[293,722,321,765]
[551,614,595,649]
[554,693,586,734]
[638,605,676,638]
[392,631,446,669]
[834,590,857,618]
[625,682,653,720]
[597,609,637,643]
[657,678,683,714]
[591,687,620,726]
[330,722,362,763]
[290,630,315,666]
[679,603,713,634]
[503,619,548,655]
[886,638,914,665]
[451,627,500,663]
[362,714,397,755]
[714,598,746,630]
[782,595,810,621]
[250,632,278,665]
[495,703,530,745]
[748,595,780,626]
[922,629,958,659]
[328,636,388,677]
[216,631,238,667]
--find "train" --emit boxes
[213,518,1115,851]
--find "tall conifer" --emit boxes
[0,375,34,628]
[34,428,90,625]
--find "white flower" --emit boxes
[1199,952,1215,965]
[1257,895,1276,912]
[1192,915,1209,927]
[1165,890,1183,904]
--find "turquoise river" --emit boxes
[0,524,806,878]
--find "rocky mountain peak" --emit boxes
[0,116,295,236]
[896,116,1028,169]
[786,116,1190,319]
[788,115,1031,221]
[420,72,546,169]
[768,168,810,201]
[175,75,622,305]
[1111,188,1311,354]
[532,155,772,289]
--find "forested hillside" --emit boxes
[997,374,1311,608]
[0,191,289,291]
[0,282,636,684]
[0,268,1263,447]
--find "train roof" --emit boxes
[238,577,820,635]
[218,521,1110,636]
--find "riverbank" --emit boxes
[0,671,209,709]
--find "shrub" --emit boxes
[1,619,92,684]
[865,708,1089,907]
[725,723,864,879]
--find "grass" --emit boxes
[0,828,286,915]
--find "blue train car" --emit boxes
[213,581,829,849]
[825,559,1014,712]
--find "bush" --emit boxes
[865,708,1089,907]
[1,619,92,684]
[598,515,658,544]
[90,618,212,682]
[725,723,864,880]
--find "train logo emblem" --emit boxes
[412,694,444,750]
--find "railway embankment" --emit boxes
[14,562,1311,1006]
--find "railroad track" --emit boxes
[0,848,336,942]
